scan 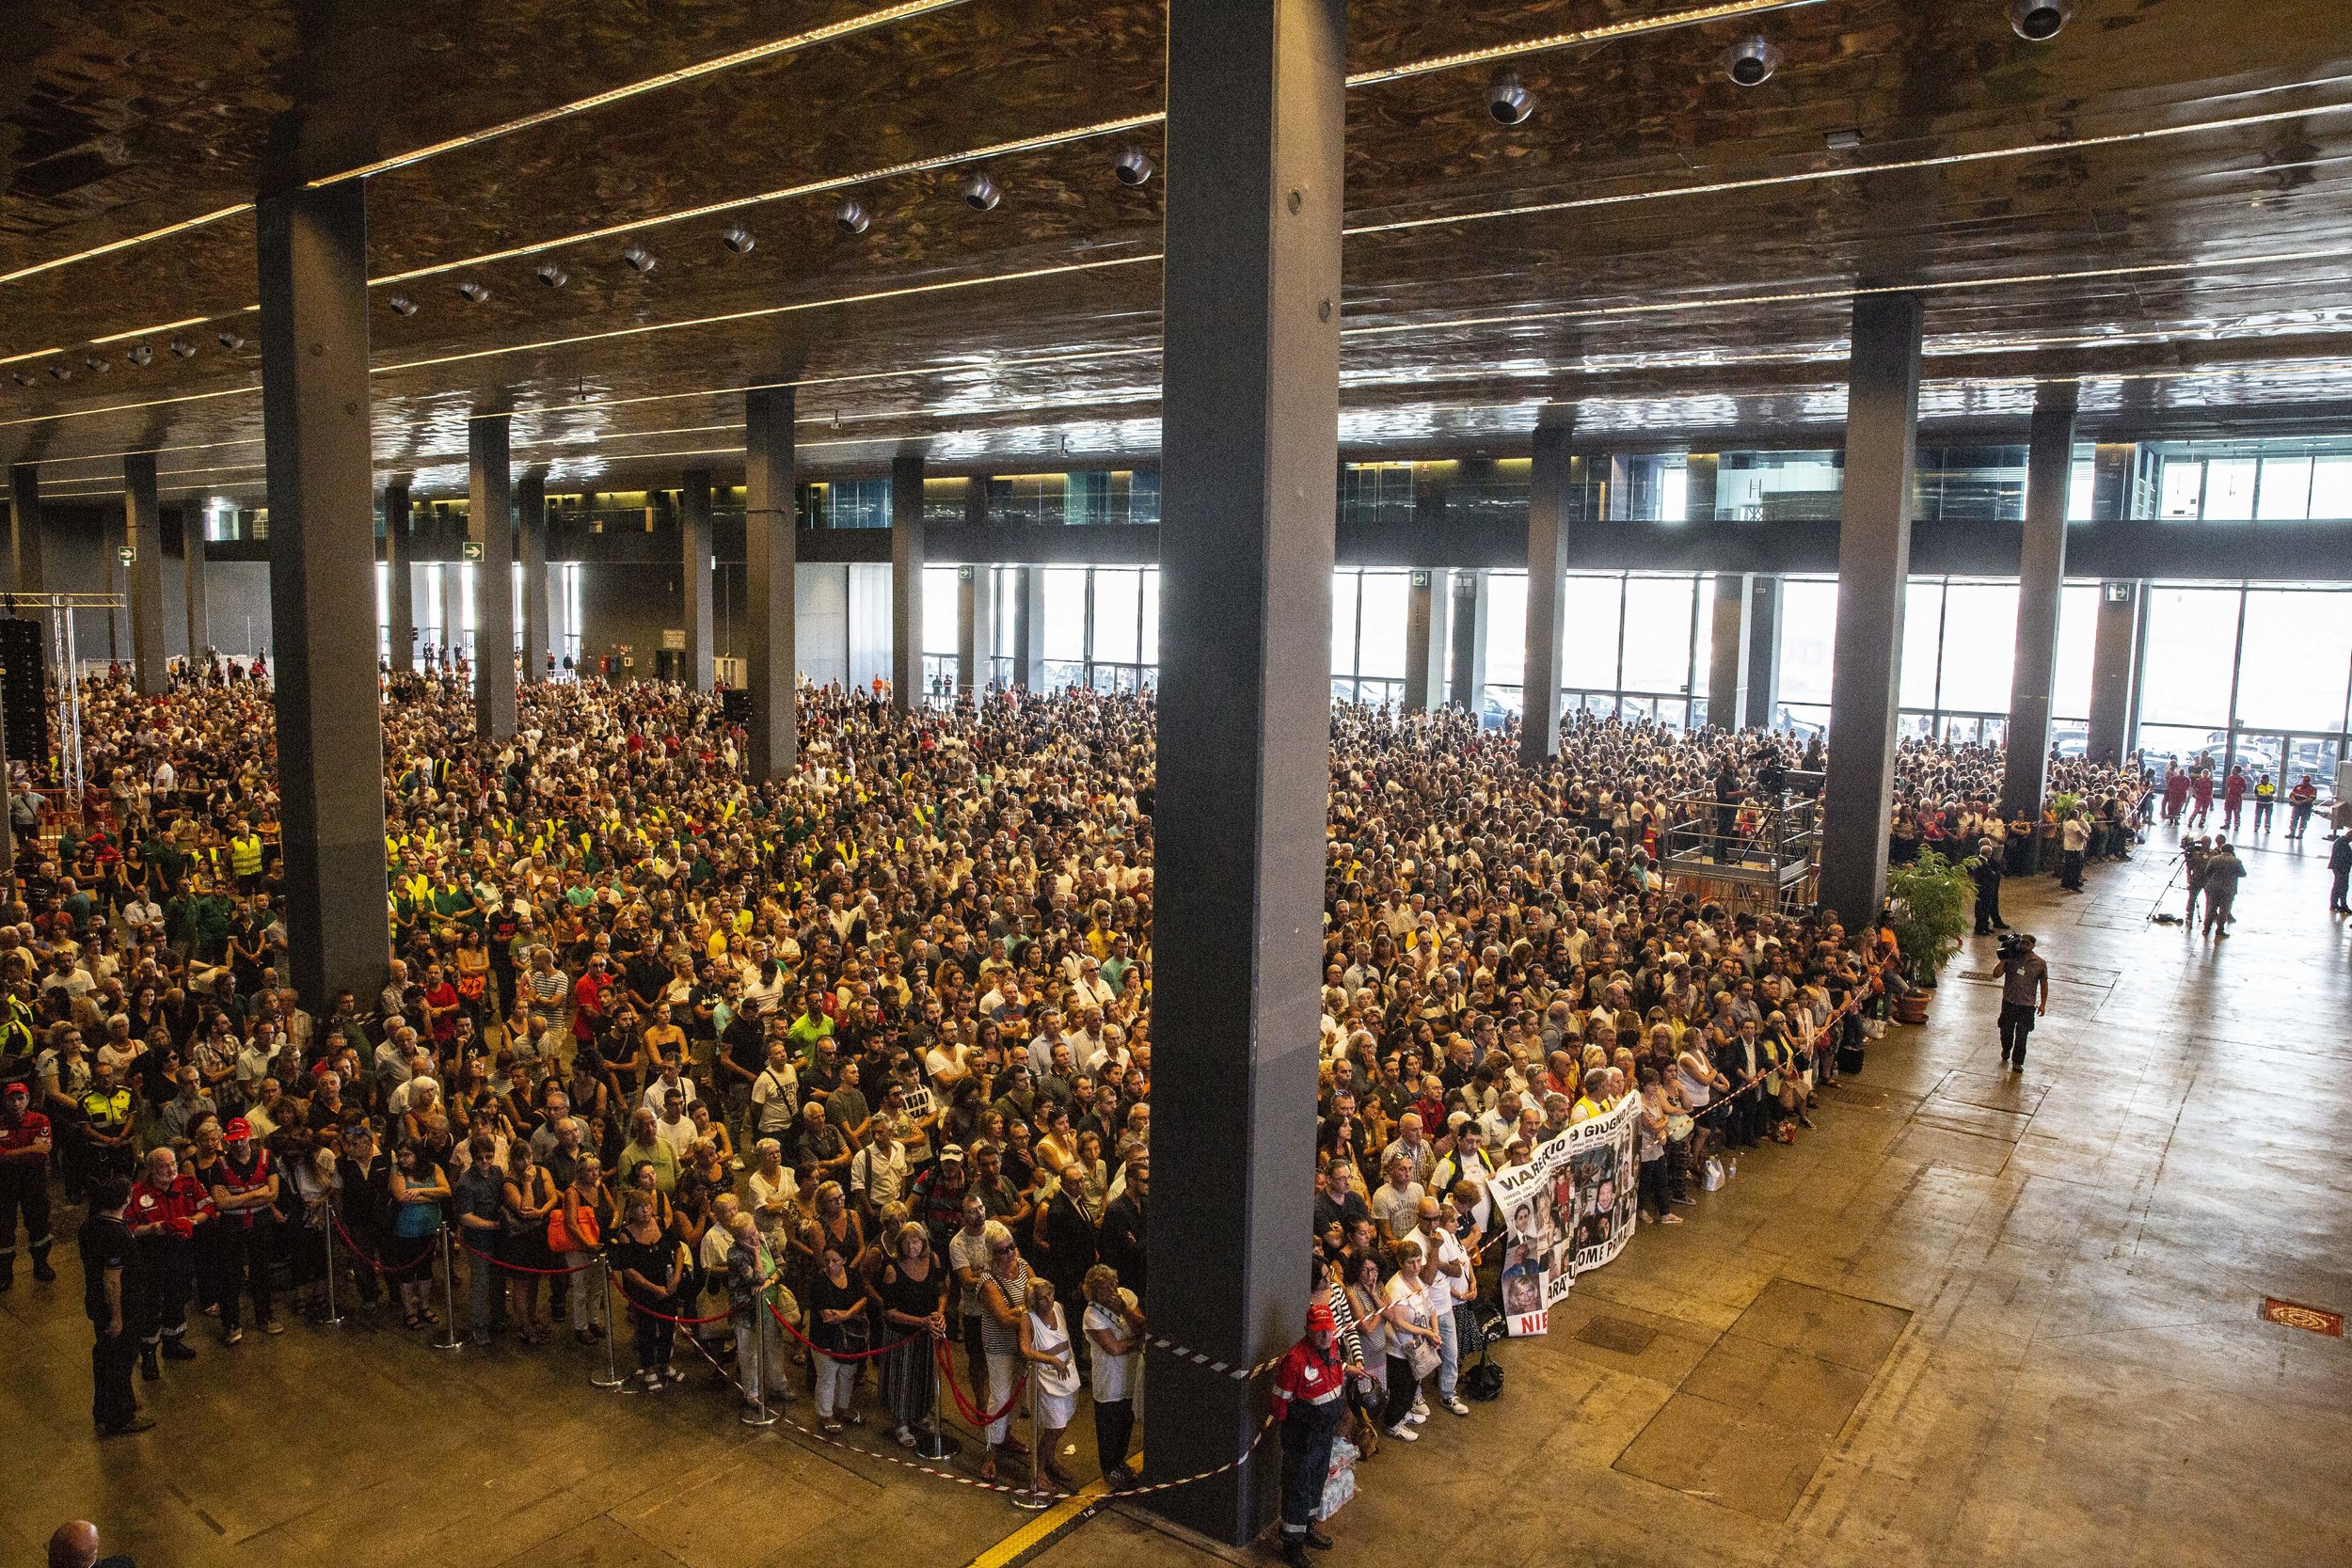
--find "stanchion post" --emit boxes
[741,1301,777,1427]
[1012,1375,1050,1509]
[914,1330,960,1460]
[321,1213,344,1326]
[434,1227,465,1352]
[590,1258,625,1389]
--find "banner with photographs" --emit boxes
[1491,1092,1641,1336]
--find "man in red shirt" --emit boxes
[0,1080,55,1289]
[128,1145,214,1375]
[1269,1300,1359,1566]
[573,955,614,1046]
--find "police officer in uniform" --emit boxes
[1269,1298,1360,1566]
[0,1079,56,1290]
[79,1174,153,1434]
[127,1146,212,1377]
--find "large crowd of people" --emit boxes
[0,663,2147,1547]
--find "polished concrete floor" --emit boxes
[6,818,2348,1568]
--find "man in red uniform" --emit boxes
[0,1080,56,1290]
[1269,1299,1360,1566]
[128,1145,214,1376]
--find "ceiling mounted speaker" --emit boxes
[1112,147,1153,187]
[1724,36,1780,87]
[389,295,419,316]
[217,329,246,348]
[721,224,755,253]
[125,344,153,367]
[961,170,1001,211]
[835,198,870,235]
[2008,0,2073,40]
[1486,71,1534,126]
[622,245,657,273]
[535,262,569,288]
[169,337,197,358]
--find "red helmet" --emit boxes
[1305,1301,1337,1334]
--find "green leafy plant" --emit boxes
[1884,847,1979,988]
[2045,790,2083,820]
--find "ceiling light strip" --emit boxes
[89,314,215,346]
[1345,0,1824,88]
[0,380,260,433]
[370,114,1163,287]
[1348,97,2352,237]
[313,0,978,187]
[0,202,255,291]
[371,253,1161,376]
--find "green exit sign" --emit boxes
[461,540,484,561]
[118,545,135,562]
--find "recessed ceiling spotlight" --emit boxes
[1824,127,1863,151]
[1486,71,1534,126]
[834,198,870,236]
[125,343,154,367]
[49,363,72,381]
[9,371,33,387]
[622,245,657,273]
[457,279,490,302]
[1112,147,1154,187]
[1724,36,1780,87]
[169,337,197,358]
[535,262,569,288]
[216,329,245,349]
[389,294,419,316]
[721,224,755,254]
[2008,0,2072,41]
[85,356,110,373]
[961,170,1001,211]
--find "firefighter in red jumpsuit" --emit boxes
[0,1080,56,1289]
[128,1146,214,1377]
[1269,1300,1360,1566]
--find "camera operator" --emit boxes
[1992,934,2048,1073]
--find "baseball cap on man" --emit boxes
[224,1117,252,1141]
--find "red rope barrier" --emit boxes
[762,1297,921,1362]
[329,1209,437,1275]
[455,1233,600,1275]
[932,1336,1027,1426]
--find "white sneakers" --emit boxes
[1443,1397,1470,1417]
[1386,1422,1419,1441]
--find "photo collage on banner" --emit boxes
[1492,1093,1641,1336]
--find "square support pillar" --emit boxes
[1012,565,1044,689]
[469,412,516,739]
[1818,293,1924,925]
[744,384,798,781]
[1147,0,1343,1543]
[955,564,993,694]
[680,468,715,691]
[383,481,414,672]
[182,499,212,659]
[2002,383,2076,820]
[1685,452,1720,521]
[1519,422,1574,765]
[124,452,167,696]
[1708,573,1752,730]
[1744,576,1783,730]
[257,179,389,1010]
[1449,568,1487,717]
[1402,567,1450,711]
[518,470,550,685]
[7,465,41,594]
[890,451,926,710]
[2087,581,2141,765]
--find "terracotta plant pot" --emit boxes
[1894,993,1929,1026]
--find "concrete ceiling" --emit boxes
[5,0,2352,503]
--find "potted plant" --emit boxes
[1883,847,1978,1022]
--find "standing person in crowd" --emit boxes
[806,1240,876,1433]
[125,1146,207,1374]
[975,1221,1032,1481]
[1993,935,2049,1072]
[0,1078,56,1289]
[876,1221,946,1448]
[77,1175,151,1435]
[1017,1277,1082,1493]
[724,1209,790,1414]
[2201,838,2248,939]
[1081,1264,1144,1487]
[609,1195,686,1391]
[2286,774,2319,841]
[1376,1239,1441,1441]
[1270,1300,1358,1568]
[205,1117,279,1342]
[2330,831,2352,914]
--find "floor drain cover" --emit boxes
[1577,1316,1659,1355]
[2260,1297,2344,1337]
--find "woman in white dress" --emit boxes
[1019,1278,1083,1492]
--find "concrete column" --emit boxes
[469,412,516,739]
[383,480,414,671]
[181,499,212,658]
[257,179,390,1009]
[1449,568,1488,715]
[1818,292,1924,924]
[680,468,715,691]
[2001,383,2076,820]
[1743,576,1783,730]
[955,564,993,694]
[8,465,42,594]
[963,475,988,528]
[890,451,926,711]
[1147,0,1342,1541]
[1520,420,1574,765]
[1402,568,1450,711]
[2087,580,2142,765]
[1012,565,1044,689]
[744,384,798,780]
[518,470,549,686]
[1685,452,1720,521]
[123,452,167,695]
[1708,573,1752,730]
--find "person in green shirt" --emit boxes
[787,988,834,1068]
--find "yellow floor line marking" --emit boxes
[964,1449,1140,1568]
